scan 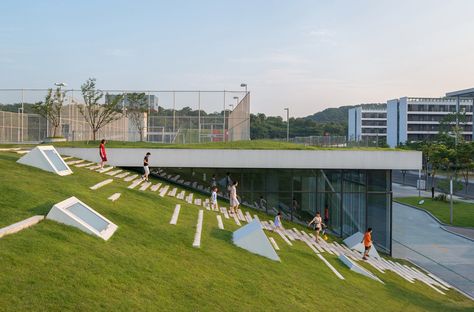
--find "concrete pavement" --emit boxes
[392,201,474,299]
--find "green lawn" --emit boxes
[0,151,472,311]
[43,139,401,151]
[395,197,474,228]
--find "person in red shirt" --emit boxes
[362,227,373,260]
[99,139,107,169]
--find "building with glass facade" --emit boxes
[387,97,473,147]
[348,104,387,143]
[159,167,392,252]
[56,147,422,255]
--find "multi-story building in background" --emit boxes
[387,97,473,147]
[347,104,387,143]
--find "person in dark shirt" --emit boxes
[142,152,151,181]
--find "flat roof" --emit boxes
[57,148,422,170]
[446,87,474,98]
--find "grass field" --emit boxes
[395,197,474,228]
[0,151,472,311]
[44,139,402,151]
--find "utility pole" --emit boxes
[284,108,289,142]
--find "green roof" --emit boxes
[0,151,470,311]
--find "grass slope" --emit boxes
[46,139,401,151]
[395,197,474,228]
[0,152,472,311]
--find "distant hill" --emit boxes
[305,105,355,123]
[306,103,385,123]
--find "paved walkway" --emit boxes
[392,202,474,299]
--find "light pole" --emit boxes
[240,83,247,93]
[284,108,289,142]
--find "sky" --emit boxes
[1,0,474,117]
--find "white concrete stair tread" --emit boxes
[217,215,224,229]
[62,156,73,160]
[168,188,177,197]
[221,207,229,219]
[97,166,114,173]
[124,174,138,182]
[139,182,152,191]
[128,179,143,189]
[233,213,241,226]
[66,159,84,165]
[108,193,121,202]
[317,254,344,280]
[245,211,253,222]
[90,179,113,190]
[194,198,202,206]
[170,204,181,225]
[106,169,123,176]
[192,210,204,248]
[159,185,170,197]
[150,183,162,192]
[88,165,102,171]
[75,162,94,168]
[269,237,280,250]
[275,229,293,246]
[0,215,44,239]
[115,172,130,179]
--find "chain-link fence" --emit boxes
[0,89,251,144]
[273,135,389,148]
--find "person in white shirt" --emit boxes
[274,212,283,231]
[211,187,219,211]
[308,212,325,243]
[229,181,240,214]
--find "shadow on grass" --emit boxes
[28,201,55,216]
[210,228,233,243]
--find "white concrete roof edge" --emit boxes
[57,147,422,170]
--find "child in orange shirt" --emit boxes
[362,227,372,260]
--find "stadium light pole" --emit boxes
[240,83,247,93]
[284,108,289,142]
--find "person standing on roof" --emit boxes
[362,227,373,260]
[99,139,107,169]
[142,152,151,182]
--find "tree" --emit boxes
[437,111,467,147]
[455,142,474,195]
[79,78,124,141]
[125,92,148,141]
[33,88,64,137]
[427,143,455,188]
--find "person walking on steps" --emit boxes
[308,212,325,243]
[229,181,240,215]
[274,212,283,231]
[142,152,151,182]
[99,139,107,169]
[362,227,373,260]
[211,186,219,211]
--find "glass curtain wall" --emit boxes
[155,167,392,253]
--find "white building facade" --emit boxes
[348,104,387,142]
[386,97,473,147]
